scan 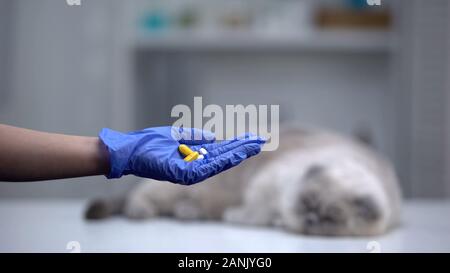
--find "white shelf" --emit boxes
[135,30,392,53]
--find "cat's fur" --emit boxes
[85,127,402,236]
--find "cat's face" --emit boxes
[282,160,389,236]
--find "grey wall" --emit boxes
[0,0,12,110]
[0,0,449,198]
[0,0,137,198]
[392,0,450,197]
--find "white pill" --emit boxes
[197,155,204,160]
[199,148,208,155]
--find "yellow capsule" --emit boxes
[184,152,199,162]
[178,144,194,157]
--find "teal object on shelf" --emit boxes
[346,0,369,9]
[141,10,169,31]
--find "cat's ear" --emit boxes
[303,164,325,181]
[353,124,375,147]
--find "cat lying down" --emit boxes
[85,127,402,236]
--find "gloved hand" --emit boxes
[99,126,265,185]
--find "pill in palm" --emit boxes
[179,144,194,157]
[178,144,208,162]
[184,151,199,162]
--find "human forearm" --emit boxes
[0,124,264,184]
[0,124,110,182]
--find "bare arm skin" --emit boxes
[0,124,110,182]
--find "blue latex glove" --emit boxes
[99,126,265,185]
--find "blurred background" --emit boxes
[0,0,448,201]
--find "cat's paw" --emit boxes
[223,207,248,224]
[123,198,157,220]
[84,199,114,220]
[224,207,273,225]
[173,200,201,220]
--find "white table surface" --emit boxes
[0,199,449,253]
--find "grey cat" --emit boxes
[86,127,402,236]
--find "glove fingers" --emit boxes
[172,127,216,145]
[191,139,237,153]
[189,142,263,183]
[206,138,264,158]
[194,133,263,154]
